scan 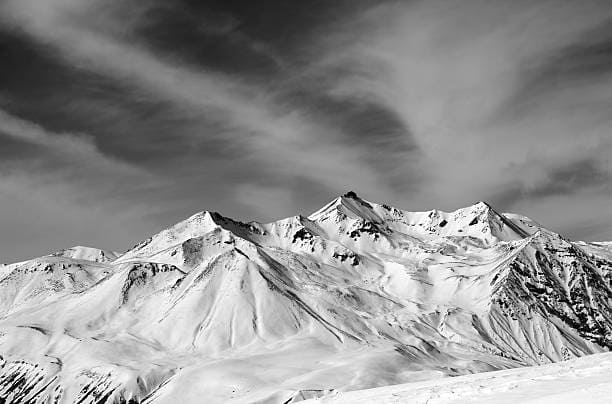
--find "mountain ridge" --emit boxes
[0,193,610,403]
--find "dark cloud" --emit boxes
[488,158,611,210]
[0,133,46,161]
[500,19,612,118]
[1,0,612,261]
[128,3,283,79]
[103,0,383,79]
[0,30,247,168]
[530,159,610,197]
[277,87,419,180]
[178,0,372,54]
[537,19,612,80]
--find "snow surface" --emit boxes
[302,351,612,404]
[50,246,120,263]
[0,193,611,403]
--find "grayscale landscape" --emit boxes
[1,193,612,402]
[1,0,612,403]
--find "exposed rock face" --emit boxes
[0,194,610,403]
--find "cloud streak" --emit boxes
[0,109,146,175]
[0,0,612,260]
[0,0,402,198]
[312,0,612,230]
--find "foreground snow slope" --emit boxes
[302,351,612,404]
[0,193,611,403]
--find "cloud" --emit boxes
[0,0,418,262]
[0,109,168,262]
[305,0,612,237]
[0,108,161,212]
[1,0,612,262]
[0,0,403,200]
[0,109,144,175]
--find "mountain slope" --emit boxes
[0,193,610,403]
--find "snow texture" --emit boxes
[0,193,611,403]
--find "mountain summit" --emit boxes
[0,195,611,403]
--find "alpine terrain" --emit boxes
[0,192,611,403]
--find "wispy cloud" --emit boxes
[0,0,611,262]
[308,0,612,237]
[0,0,412,262]
[0,0,401,201]
[0,109,163,261]
[0,109,145,176]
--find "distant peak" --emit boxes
[472,201,492,209]
[189,210,227,226]
[459,201,497,216]
[203,210,223,220]
[342,191,359,199]
[191,210,219,218]
[50,245,118,263]
[51,245,102,255]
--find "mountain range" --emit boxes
[1,192,611,403]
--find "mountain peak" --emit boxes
[457,201,497,217]
[472,200,492,209]
[2,194,612,403]
[342,190,359,199]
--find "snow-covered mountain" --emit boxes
[0,193,611,403]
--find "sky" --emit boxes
[0,0,612,262]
